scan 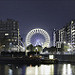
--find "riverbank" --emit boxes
[40,54,75,62]
[54,54,75,62]
[0,54,75,65]
[0,56,58,65]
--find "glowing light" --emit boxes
[26,65,54,75]
[49,55,54,59]
[8,69,13,75]
[71,21,74,24]
[62,64,67,75]
[64,41,66,44]
[25,28,50,48]
[72,33,75,35]
[39,65,54,75]
[67,49,71,51]
[62,64,72,75]
[50,65,54,75]
[5,33,9,36]
[35,66,38,75]
[35,39,42,46]
[67,64,72,75]
[68,43,70,45]
[26,66,35,75]
[72,30,75,32]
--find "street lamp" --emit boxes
[35,47,38,55]
[64,41,66,44]
[67,43,72,52]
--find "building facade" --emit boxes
[55,20,75,50]
[0,19,21,51]
[71,20,75,48]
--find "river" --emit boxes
[0,63,75,75]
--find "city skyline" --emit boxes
[0,0,75,43]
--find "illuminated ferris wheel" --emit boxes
[25,28,50,48]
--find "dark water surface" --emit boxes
[0,63,75,75]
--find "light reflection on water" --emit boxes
[62,64,72,75]
[0,63,75,75]
[26,65,54,75]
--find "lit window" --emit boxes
[15,39,17,41]
[12,39,14,41]
[5,33,9,36]
[8,39,11,41]
[72,30,75,32]
[72,33,75,35]
[49,55,54,59]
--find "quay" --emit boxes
[0,56,58,65]
[0,51,75,65]
[40,54,75,63]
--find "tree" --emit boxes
[34,45,42,52]
[26,44,34,51]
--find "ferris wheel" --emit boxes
[25,28,50,48]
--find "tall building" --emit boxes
[71,20,75,48]
[59,27,66,42]
[65,23,71,44]
[55,20,75,50]
[53,29,56,47]
[55,28,66,48]
[0,19,21,51]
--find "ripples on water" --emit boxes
[0,63,75,75]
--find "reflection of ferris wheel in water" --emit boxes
[25,28,50,48]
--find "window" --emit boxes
[5,33,9,36]
[8,39,11,41]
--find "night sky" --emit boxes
[0,0,75,45]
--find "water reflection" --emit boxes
[26,65,54,75]
[0,63,75,75]
[62,64,72,75]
